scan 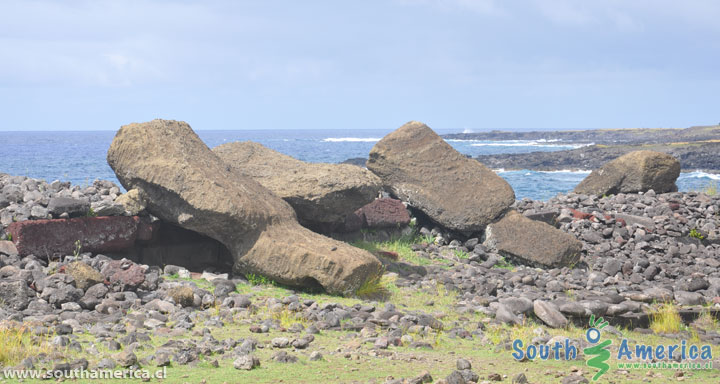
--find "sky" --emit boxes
[1,0,719,131]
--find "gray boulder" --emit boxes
[367,121,514,234]
[484,210,582,268]
[0,279,31,311]
[213,141,382,232]
[47,197,91,217]
[574,150,680,195]
[533,300,568,328]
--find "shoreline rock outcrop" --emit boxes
[574,150,680,196]
[213,141,382,233]
[107,119,381,294]
[367,121,515,235]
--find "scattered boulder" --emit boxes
[533,300,568,328]
[7,216,139,258]
[107,119,381,294]
[0,240,18,256]
[0,279,31,311]
[64,262,104,291]
[483,210,582,268]
[47,197,90,218]
[101,259,146,290]
[213,141,382,232]
[115,351,137,368]
[574,150,680,195]
[367,121,514,234]
[233,355,260,370]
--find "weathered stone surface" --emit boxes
[367,121,514,234]
[64,262,103,291]
[353,198,410,229]
[107,119,380,294]
[115,189,147,216]
[7,216,139,258]
[574,150,680,195]
[533,300,568,328]
[213,141,382,232]
[101,259,145,290]
[168,286,194,307]
[0,279,31,311]
[0,240,18,256]
[47,197,90,218]
[484,210,582,268]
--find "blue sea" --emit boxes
[0,130,717,201]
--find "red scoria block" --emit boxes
[355,198,411,229]
[7,216,139,258]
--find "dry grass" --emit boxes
[0,322,55,366]
[272,309,309,329]
[650,303,683,334]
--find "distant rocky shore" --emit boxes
[441,124,720,173]
[442,124,720,145]
[474,141,720,173]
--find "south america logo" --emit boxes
[584,315,611,381]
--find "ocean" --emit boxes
[0,130,717,201]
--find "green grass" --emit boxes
[690,228,705,240]
[354,270,397,300]
[164,275,215,292]
[493,256,515,270]
[351,234,435,266]
[246,273,276,286]
[452,249,469,259]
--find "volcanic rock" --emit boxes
[213,141,382,232]
[7,216,139,258]
[367,121,514,234]
[47,197,90,218]
[64,262,104,291]
[107,119,380,294]
[483,210,582,268]
[115,189,147,216]
[574,150,680,195]
[352,198,410,229]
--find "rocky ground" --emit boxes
[442,125,720,145]
[473,141,720,172]
[3,172,720,382]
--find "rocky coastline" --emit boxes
[441,125,720,173]
[1,120,720,383]
[473,141,720,173]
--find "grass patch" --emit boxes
[650,303,683,334]
[0,323,55,366]
[690,228,705,240]
[351,234,434,266]
[453,249,469,259]
[493,256,515,270]
[246,273,276,286]
[355,270,397,300]
[164,275,215,292]
[272,309,310,329]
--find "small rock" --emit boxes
[233,355,260,370]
